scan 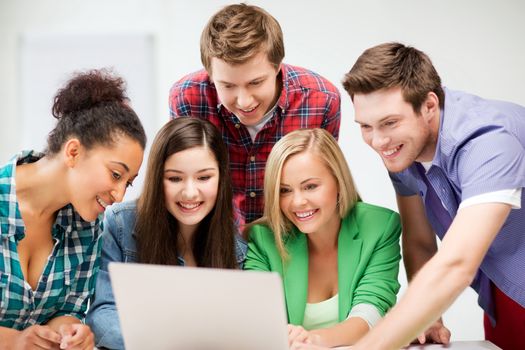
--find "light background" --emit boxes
[1,0,524,341]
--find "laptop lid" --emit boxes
[108,262,289,350]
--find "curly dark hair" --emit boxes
[46,69,146,154]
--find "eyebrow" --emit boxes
[164,168,217,174]
[216,74,267,85]
[355,114,400,125]
[110,161,130,173]
[281,178,321,187]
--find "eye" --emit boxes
[305,183,318,190]
[384,120,397,127]
[279,187,291,195]
[126,181,133,188]
[167,176,182,183]
[112,172,122,180]
[360,124,371,131]
[198,175,212,181]
[223,84,234,89]
[249,80,262,86]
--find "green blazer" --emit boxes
[244,202,401,326]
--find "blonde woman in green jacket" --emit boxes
[244,128,401,348]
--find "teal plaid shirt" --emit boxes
[0,151,103,330]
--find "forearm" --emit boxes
[311,317,369,347]
[0,326,20,348]
[356,253,472,349]
[396,194,437,280]
[402,235,437,280]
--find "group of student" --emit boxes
[1,3,524,350]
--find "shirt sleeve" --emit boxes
[459,188,522,210]
[346,303,382,329]
[457,131,525,200]
[168,83,192,118]
[389,171,419,196]
[243,226,272,272]
[351,211,402,316]
[320,94,341,141]
[85,209,126,350]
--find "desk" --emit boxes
[405,341,501,349]
[333,341,501,349]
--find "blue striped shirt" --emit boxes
[0,150,103,329]
[390,88,525,320]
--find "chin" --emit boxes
[383,160,412,173]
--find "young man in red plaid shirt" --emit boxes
[169,3,341,232]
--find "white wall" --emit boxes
[2,0,524,341]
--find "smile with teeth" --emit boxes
[96,196,109,209]
[382,145,402,157]
[295,209,317,220]
[178,202,203,211]
[239,105,258,113]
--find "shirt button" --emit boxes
[235,123,240,129]
[249,192,256,198]
[250,156,255,162]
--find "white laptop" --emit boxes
[109,262,289,350]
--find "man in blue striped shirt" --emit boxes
[341,42,525,350]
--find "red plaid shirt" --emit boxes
[169,64,341,227]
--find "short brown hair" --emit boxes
[200,3,285,73]
[342,42,444,111]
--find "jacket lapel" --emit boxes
[283,231,309,324]
[338,209,362,321]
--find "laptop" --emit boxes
[108,262,289,350]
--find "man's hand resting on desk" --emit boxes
[413,318,451,345]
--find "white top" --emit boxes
[244,103,278,141]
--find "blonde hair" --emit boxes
[252,128,360,259]
[200,3,285,73]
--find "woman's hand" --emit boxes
[287,324,322,347]
[58,323,95,350]
[12,325,61,350]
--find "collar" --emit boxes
[0,150,98,242]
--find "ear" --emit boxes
[63,138,83,168]
[275,63,282,76]
[421,92,440,121]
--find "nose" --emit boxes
[182,179,198,199]
[371,131,391,150]
[291,191,307,207]
[236,88,254,109]
[111,182,127,203]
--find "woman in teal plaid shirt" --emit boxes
[0,70,146,349]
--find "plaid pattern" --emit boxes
[0,151,102,330]
[169,64,341,225]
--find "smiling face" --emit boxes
[210,51,282,126]
[353,87,439,173]
[69,136,144,222]
[279,151,340,237]
[163,146,219,236]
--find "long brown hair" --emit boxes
[135,117,237,268]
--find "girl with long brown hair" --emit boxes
[86,117,245,350]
